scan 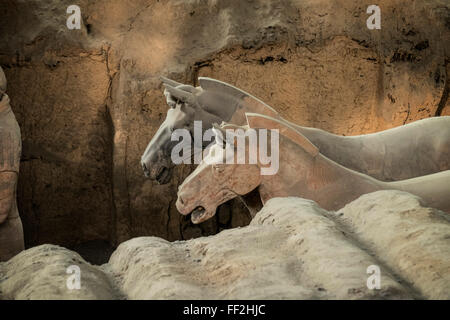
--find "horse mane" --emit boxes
[219,122,249,131]
[245,112,319,157]
[198,77,279,117]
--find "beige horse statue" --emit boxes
[142,77,450,184]
[176,113,450,224]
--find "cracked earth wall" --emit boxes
[0,0,448,256]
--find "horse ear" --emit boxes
[160,76,183,88]
[163,84,199,106]
[161,76,200,91]
[198,77,280,118]
[245,113,319,157]
[212,123,227,146]
[212,123,244,148]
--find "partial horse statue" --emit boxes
[176,113,450,224]
[0,66,24,261]
[141,77,450,185]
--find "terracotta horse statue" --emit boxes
[142,77,450,185]
[176,113,450,224]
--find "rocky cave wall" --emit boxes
[0,0,448,250]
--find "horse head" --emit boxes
[141,77,281,184]
[140,77,224,183]
[175,113,319,223]
[176,123,261,223]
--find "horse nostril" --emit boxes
[179,196,184,205]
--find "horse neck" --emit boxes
[258,136,381,204]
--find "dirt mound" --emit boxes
[1,191,448,300]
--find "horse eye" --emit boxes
[168,101,176,109]
[213,165,225,173]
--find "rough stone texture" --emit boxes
[7,56,114,248]
[0,245,120,299]
[334,191,450,300]
[108,200,410,300]
[1,191,448,300]
[0,0,448,249]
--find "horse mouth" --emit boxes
[156,167,171,184]
[191,206,206,224]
